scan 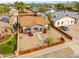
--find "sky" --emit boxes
[0,0,79,3]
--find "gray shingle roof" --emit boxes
[51,11,79,21]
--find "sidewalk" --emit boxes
[16,41,75,58]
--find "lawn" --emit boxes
[0,34,17,54]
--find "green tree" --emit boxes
[55,3,64,11]
[14,1,25,13]
[38,4,47,13]
[46,12,52,22]
[75,2,79,11]
[14,1,25,28]
[0,5,10,15]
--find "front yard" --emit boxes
[0,34,17,54]
[18,27,70,52]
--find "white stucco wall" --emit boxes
[77,19,79,24]
[55,17,75,27]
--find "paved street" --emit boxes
[16,40,79,58]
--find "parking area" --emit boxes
[65,24,79,40]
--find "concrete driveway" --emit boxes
[66,24,79,40]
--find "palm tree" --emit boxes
[14,1,25,31]
[14,1,25,14]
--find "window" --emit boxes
[26,28,31,31]
[71,20,73,23]
[34,27,38,31]
[57,22,60,25]
[34,27,43,32]
[62,21,64,24]
[25,27,31,33]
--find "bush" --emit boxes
[44,38,53,44]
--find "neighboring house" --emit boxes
[46,9,55,14]
[46,5,55,11]
[19,9,35,16]
[19,16,50,34]
[37,12,45,17]
[54,16,75,27]
[51,11,79,27]
[0,21,12,28]
[0,22,13,37]
[9,8,18,17]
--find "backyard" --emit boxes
[0,34,17,54]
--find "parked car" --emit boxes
[27,32,33,36]
[59,26,69,31]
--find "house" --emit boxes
[51,11,79,27]
[46,9,55,14]
[19,16,50,34]
[9,8,18,16]
[0,21,12,28]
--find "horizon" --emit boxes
[0,0,79,4]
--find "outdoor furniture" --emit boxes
[27,32,33,36]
